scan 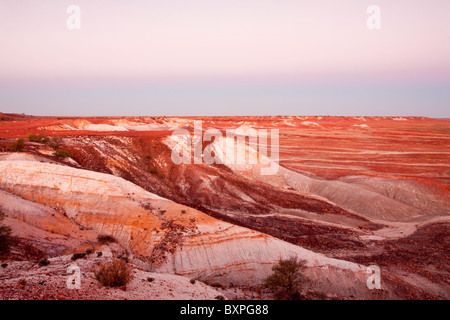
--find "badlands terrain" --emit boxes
[0,113,448,300]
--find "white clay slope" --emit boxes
[195,135,449,221]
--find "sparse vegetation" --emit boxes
[54,149,71,158]
[149,219,185,267]
[264,257,307,300]
[9,138,25,152]
[0,212,12,254]
[27,133,48,143]
[38,258,50,267]
[94,259,132,288]
[148,167,158,174]
[97,234,116,244]
[48,136,63,149]
[71,252,86,261]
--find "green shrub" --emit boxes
[94,259,132,288]
[148,167,157,174]
[264,257,307,300]
[9,138,25,152]
[27,133,38,142]
[48,136,63,149]
[54,149,71,158]
[27,133,48,143]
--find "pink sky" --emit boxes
[1,0,449,81]
[0,1,449,117]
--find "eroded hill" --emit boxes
[0,115,449,299]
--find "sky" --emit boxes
[0,0,449,117]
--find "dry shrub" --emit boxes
[94,259,132,288]
[265,257,307,300]
[54,149,71,158]
[9,138,25,152]
[97,234,116,244]
[48,136,63,149]
[27,133,48,143]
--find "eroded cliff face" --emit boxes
[0,159,375,297]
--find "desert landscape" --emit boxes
[0,113,448,300]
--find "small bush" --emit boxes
[94,259,132,288]
[148,167,157,174]
[38,258,50,267]
[27,133,38,142]
[48,136,63,149]
[54,149,71,158]
[146,277,154,282]
[97,234,116,244]
[71,252,86,261]
[9,138,25,152]
[190,279,196,285]
[0,212,12,254]
[27,133,48,143]
[264,257,307,300]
